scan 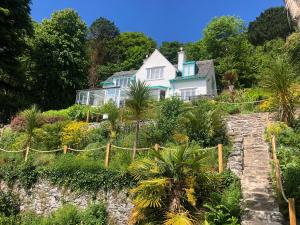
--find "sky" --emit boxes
[31,0,284,45]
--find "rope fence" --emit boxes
[271,136,297,225]
[0,143,224,173]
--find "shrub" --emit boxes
[0,191,20,217]
[33,121,67,150]
[82,203,107,225]
[265,122,289,141]
[61,121,90,148]
[41,116,65,124]
[51,204,81,225]
[10,116,26,132]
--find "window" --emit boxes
[146,67,164,80]
[180,88,196,101]
[115,77,131,88]
[183,63,195,76]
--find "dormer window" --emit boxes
[183,62,195,77]
[147,67,164,80]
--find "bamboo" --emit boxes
[218,144,223,173]
[63,145,68,154]
[105,143,111,168]
[25,146,29,162]
[272,136,277,160]
[288,198,297,225]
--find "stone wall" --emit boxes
[0,180,133,225]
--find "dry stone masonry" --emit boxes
[227,113,284,225]
[0,180,133,225]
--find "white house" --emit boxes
[76,49,217,107]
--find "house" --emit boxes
[75,48,217,107]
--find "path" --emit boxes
[227,113,284,225]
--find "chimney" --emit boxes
[178,47,185,72]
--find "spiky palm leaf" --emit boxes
[164,211,195,225]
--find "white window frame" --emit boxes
[183,64,195,77]
[115,77,131,88]
[146,66,164,80]
[180,88,196,101]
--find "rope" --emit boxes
[216,99,266,105]
[159,146,177,151]
[198,146,218,151]
[68,146,106,152]
[0,148,24,153]
[30,148,63,153]
[111,145,150,151]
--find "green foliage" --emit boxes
[159,41,182,64]
[248,7,293,46]
[0,191,20,217]
[259,56,298,125]
[29,9,88,110]
[42,154,134,191]
[179,100,227,146]
[0,203,107,225]
[0,0,33,123]
[0,159,38,189]
[81,203,107,225]
[100,101,120,141]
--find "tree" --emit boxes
[29,9,88,110]
[128,147,206,224]
[21,105,42,148]
[203,16,246,59]
[88,17,120,87]
[0,0,33,122]
[202,16,257,88]
[100,101,119,142]
[97,32,156,81]
[259,56,298,125]
[126,80,150,159]
[88,17,120,41]
[248,7,294,46]
[159,41,182,64]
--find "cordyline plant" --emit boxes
[21,105,42,148]
[128,146,208,225]
[260,56,299,125]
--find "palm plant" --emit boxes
[260,56,298,125]
[100,100,120,142]
[21,105,42,148]
[126,80,150,159]
[128,147,207,225]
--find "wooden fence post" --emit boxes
[274,159,282,195]
[288,198,297,225]
[272,136,277,160]
[105,143,111,168]
[25,146,29,162]
[86,110,90,123]
[154,144,160,152]
[218,144,223,173]
[63,145,68,154]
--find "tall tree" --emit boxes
[97,32,156,81]
[0,0,33,123]
[88,17,120,87]
[159,41,182,64]
[248,7,294,46]
[30,9,88,110]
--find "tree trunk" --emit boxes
[133,121,140,160]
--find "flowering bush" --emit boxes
[265,122,289,141]
[61,121,90,148]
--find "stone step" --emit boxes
[242,220,282,225]
[242,209,283,224]
[243,198,279,211]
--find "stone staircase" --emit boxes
[227,113,284,225]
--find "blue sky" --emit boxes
[31,0,284,45]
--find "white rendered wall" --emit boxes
[135,49,177,88]
[170,79,207,97]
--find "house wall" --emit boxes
[171,79,207,97]
[135,49,177,89]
